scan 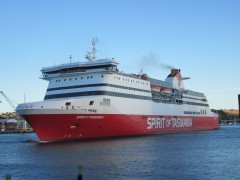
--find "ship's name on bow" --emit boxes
[76,116,104,119]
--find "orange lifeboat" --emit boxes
[151,85,161,92]
[140,73,148,80]
[160,87,172,96]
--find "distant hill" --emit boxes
[0,112,21,119]
[223,109,239,115]
[214,109,239,121]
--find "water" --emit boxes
[1,125,240,180]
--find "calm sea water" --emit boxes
[1,125,240,180]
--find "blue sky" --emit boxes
[0,0,240,113]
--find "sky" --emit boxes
[0,0,240,113]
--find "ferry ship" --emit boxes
[16,39,219,141]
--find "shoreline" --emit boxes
[0,131,34,134]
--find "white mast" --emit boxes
[85,37,98,61]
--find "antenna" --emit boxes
[85,37,99,61]
[69,55,72,63]
[92,37,98,61]
[138,69,143,75]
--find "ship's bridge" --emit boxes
[41,59,119,80]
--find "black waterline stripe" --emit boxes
[48,83,205,102]
[47,83,150,93]
[44,90,209,107]
[44,91,152,100]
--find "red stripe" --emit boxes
[23,114,220,141]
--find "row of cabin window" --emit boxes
[55,75,104,83]
[184,110,207,115]
[114,76,149,85]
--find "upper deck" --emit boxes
[41,38,205,99]
[41,58,204,98]
[41,59,119,80]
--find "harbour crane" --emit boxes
[0,91,16,111]
[0,91,32,131]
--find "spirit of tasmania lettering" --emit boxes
[147,117,192,129]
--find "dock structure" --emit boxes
[221,119,239,124]
[5,174,11,180]
[0,119,33,134]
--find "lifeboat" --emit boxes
[160,87,172,96]
[151,85,161,92]
[140,73,148,80]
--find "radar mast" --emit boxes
[85,37,98,61]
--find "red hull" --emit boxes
[22,114,220,141]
